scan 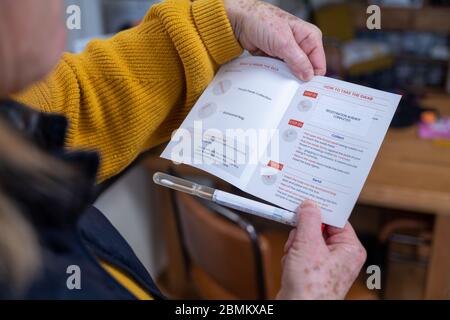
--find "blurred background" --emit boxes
[65,0,450,300]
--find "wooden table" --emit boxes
[359,93,450,299]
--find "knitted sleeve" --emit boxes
[15,0,242,182]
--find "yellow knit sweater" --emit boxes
[16,0,243,182]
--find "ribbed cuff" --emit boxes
[192,0,243,65]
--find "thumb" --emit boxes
[294,200,323,243]
[275,32,314,81]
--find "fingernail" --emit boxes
[300,200,317,209]
[302,70,313,81]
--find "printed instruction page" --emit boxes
[161,55,401,227]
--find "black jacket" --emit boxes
[0,100,163,299]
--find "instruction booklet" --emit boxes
[161,55,401,227]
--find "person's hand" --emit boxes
[277,200,366,300]
[223,0,326,81]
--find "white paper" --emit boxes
[161,55,401,227]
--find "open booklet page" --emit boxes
[161,55,401,227]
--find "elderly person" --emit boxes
[0,0,365,299]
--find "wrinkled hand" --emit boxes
[224,0,326,81]
[277,200,367,300]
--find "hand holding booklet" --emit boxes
[160,55,401,228]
